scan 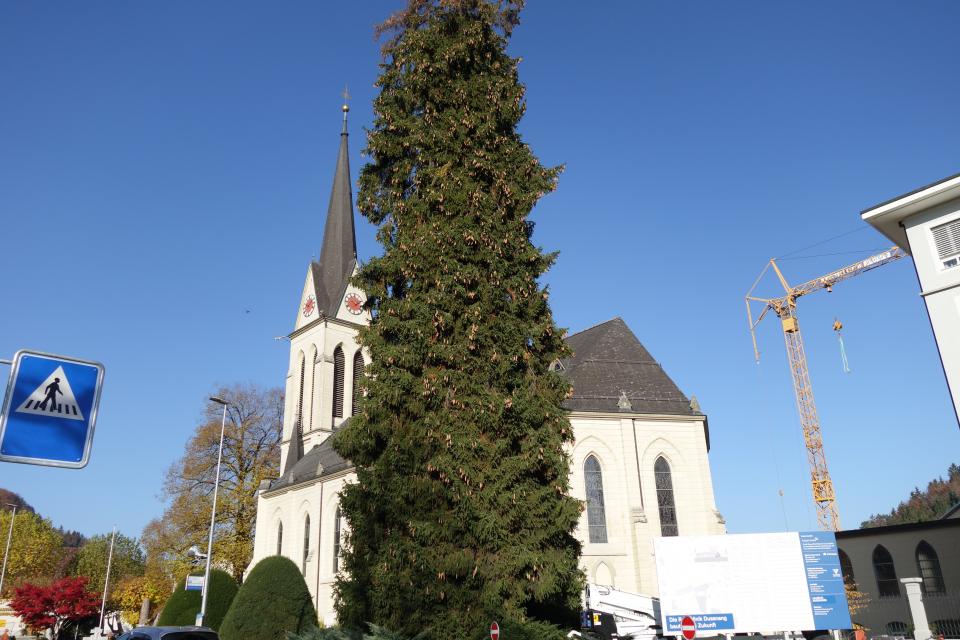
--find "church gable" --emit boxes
[561,317,695,416]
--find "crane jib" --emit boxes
[818,250,895,284]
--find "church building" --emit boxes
[249,110,727,624]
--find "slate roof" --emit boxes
[270,432,351,491]
[559,317,697,416]
[310,118,358,317]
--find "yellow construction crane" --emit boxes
[745,246,907,531]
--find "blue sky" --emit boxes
[1,1,958,542]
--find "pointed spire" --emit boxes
[315,96,358,315]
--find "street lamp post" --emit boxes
[0,504,18,595]
[197,396,229,628]
[98,526,117,635]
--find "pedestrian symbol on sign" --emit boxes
[15,366,85,420]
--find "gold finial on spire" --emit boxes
[341,85,350,133]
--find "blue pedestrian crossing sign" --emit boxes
[0,350,105,468]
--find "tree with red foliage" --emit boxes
[11,576,101,639]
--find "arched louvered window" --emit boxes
[655,456,678,537]
[333,506,343,573]
[838,548,855,587]
[352,351,364,416]
[916,541,945,594]
[276,521,283,555]
[584,456,608,543]
[332,346,345,420]
[297,352,306,436]
[308,346,317,432]
[301,515,310,575]
[873,545,900,597]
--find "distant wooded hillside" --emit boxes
[861,463,960,528]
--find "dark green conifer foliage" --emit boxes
[333,1,583,637]
[219,556,317,640]
[156,569,237,630]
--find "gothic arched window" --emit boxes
[655,456,678,537]
[839,548,855,586]
[916,541,945,594]
[332,346,345,420]
[297,352,306,436]
[302,515,311,575]
[584,456,608,543]
[352,351,364,416]
[276,521,283,556]
[333,506,343,572]
[873,545,900,597]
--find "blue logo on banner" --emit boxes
[799,532,852,630]
[0,351,104,468]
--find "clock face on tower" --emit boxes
[302,295,316,317]
[345,292,364,315]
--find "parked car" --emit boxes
[116,627,218,640]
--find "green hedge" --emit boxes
[219,556,317,640]
[157,569,238,630]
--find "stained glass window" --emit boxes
[302,515,310,574]
[334,506,343,572]
[584,456,608,543]
[655,456,678,537]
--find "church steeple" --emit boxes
[313,98,358,316]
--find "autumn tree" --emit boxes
[0,509,64,596]
[143,384,283,583]
[861,462,960,527]
[333,1,583,637]
[11,576,101,639]
[113,573,171,626]
[73,533,146,602]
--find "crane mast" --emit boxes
[745,246,906,531]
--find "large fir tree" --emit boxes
[333,1,583,637]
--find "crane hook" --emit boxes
[833,318,850,373]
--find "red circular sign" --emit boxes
[681,616,696,640]
[490,621,500,640]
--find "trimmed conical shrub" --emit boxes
[157,569,238,630]
[219,556,317,640]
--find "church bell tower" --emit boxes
[279,101,369,474]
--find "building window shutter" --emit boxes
[932,219,960,261]
[276,522,283,556]
[872,545,900,597]
[584,456,608,543]
[916,541,945,594]
[655,456,678,537]
[302,515,310,575]
[332,346,345,420]
[352,351,364,416]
